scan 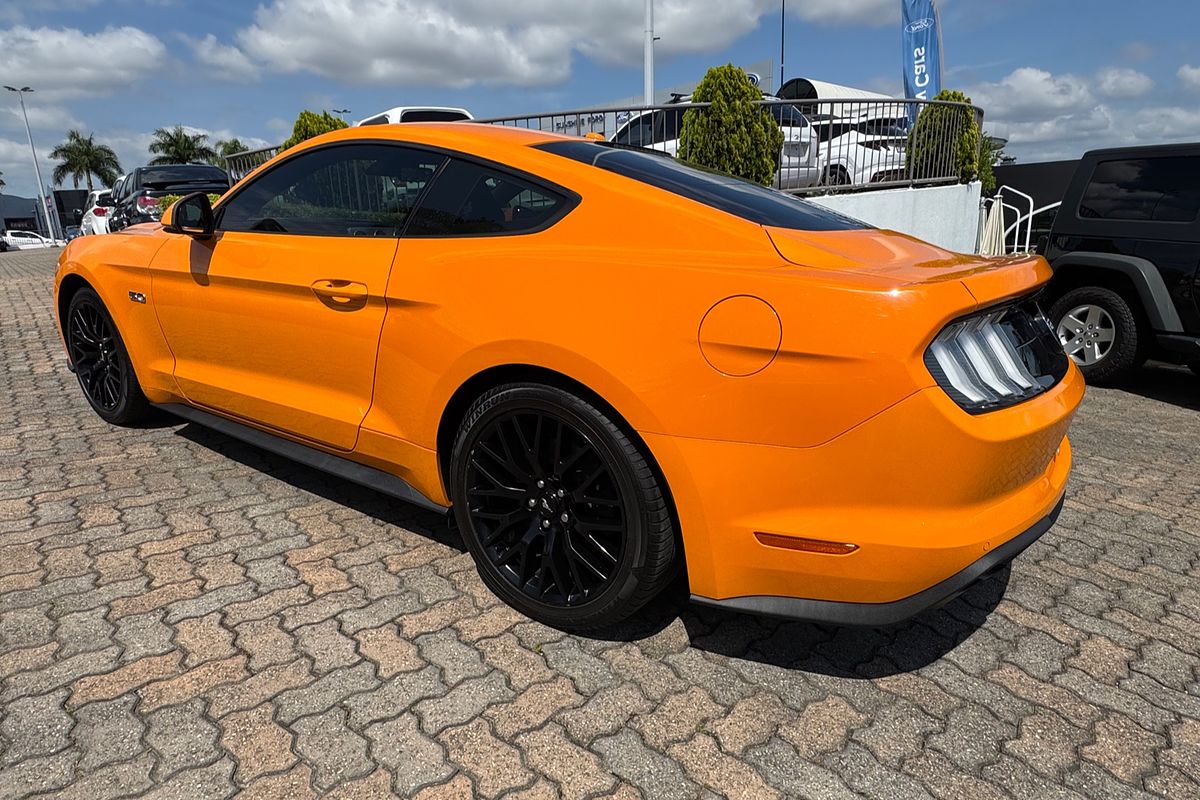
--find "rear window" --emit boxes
[1080,157,1200,222]
[534,140,865,231]
[140,165,229,187]
[399,110,471,123]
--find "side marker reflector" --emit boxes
[754,532,859,555]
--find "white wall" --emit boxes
[807,182,983,253]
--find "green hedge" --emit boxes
[157,193,224,213]
[679,64,783,186]
[906,89,985,189]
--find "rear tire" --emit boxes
[450,383,676,631]
[65,288,150,425]
[1050,286,1144,385]
[820,165,851,186]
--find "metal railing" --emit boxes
[474,97,985,195]
[225,144,281,182]
[225,97,984,197]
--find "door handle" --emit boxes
[311,279,369,307]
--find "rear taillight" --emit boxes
[925,300,1068,413]
[93,207,107,216]
[137,196,161,215]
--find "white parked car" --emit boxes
[0,230,64,251]
[355,106,474,126]
[79,189,114,236]
[609,96,820,190]
[811,116,909,186]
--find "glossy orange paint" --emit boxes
[54,122,1083,612]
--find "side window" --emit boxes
[218,144,446,236]
[614,114,657,147]
[406,159,568,236]
[654,109,685,144]
[770,104,808,129]
[1080,157,1200,222]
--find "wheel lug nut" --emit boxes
[536,480,545,489]
[560,513,569,523]
[556,489,565,498]
[528,499,537,508]
[541,519,551,529]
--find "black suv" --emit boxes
[109,164,230,232]
[1041,143,1200,383]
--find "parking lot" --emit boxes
[1,246,1198,799]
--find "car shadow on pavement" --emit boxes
[168,415,1007,678]
[171,421,464,552]
[1113,363,1200,411]
[581,566,1011,678]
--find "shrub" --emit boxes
[679,64,783,186]
[906,89,983,187]
[157,193,223,213]
[280,110,348,151]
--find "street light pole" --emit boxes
[332,108,351,122]
[780,1,786,91]
[643,0,655,105]
[4,86,56,240]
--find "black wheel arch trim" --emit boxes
[1049,252,1183,333]
[691,494,1064,627]
[156,403,449,515]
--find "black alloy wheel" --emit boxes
[452,384,676,630]
[65,288,149,425]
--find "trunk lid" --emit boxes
[764,226,1050,306]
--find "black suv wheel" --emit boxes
[450,383,677,631]
[1050,286,1143,384]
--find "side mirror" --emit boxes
[164,192,215,238]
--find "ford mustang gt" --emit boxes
[54,123,1083,629]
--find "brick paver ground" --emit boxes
[1,247,1198,799]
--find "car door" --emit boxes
[149,142,447,450]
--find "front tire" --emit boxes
[65,288,150,425]
[1050,286,1143,384]
[450,384,676,631]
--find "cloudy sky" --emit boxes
[1,0,1198,197]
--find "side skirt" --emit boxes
[155,403,449,516]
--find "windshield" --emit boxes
[534,140,866,231]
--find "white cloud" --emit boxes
[0,104,83,132]
[968,67,1094,123]
[1095,67,1153,98]
[789,0,896,27]
[0,26,167,100]
[184,34,260,82]
[235,0,777,88]
[1178,64,1200,91]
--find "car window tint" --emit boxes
[770,104,808,128]
[614,114,657,147]
[360,115,390,126]
[535,140,867,232]
[406,158,567,236]
[1079,157,1200,222]
[655,109,685,144]
[399,110,470,123]
[218,144,446,237]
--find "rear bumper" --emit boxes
[644,363,1082,619]
[692,494,1063,626]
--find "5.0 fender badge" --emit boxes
[128,291,146,304]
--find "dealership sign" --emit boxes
[901,0,943,104]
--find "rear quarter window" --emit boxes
[1079,157,1200,222]
[534,140,866,232]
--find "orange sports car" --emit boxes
[54,123,1083,629]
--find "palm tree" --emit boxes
[209,137,247,167]
[49,131,123,190]
[148,125,218,166]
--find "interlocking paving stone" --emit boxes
[1,249,1199,797]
